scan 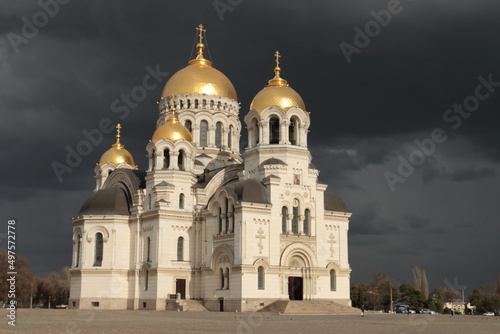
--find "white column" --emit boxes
[287,214,293,234]
[261,120,268,145]
[170,151,179,170]
[298,215,304,235]
[154,151,162,170]
[192,124,200,147]
[280,120,289,144]
[208,124,216,147]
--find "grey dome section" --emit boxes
[79,187,130,215]
[225,179,270,204]
[259,158,287,168]
[324,190,349,212]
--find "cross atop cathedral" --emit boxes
[115,123,122,143]
[196,24,206,44]
[274,50,281,68]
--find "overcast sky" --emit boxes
[1,0,499,294]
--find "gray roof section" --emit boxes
[259,158,287,168]
[224,178,270,204]
[324,190,349,212]
[79,187,130,215]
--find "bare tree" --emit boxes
[422,269,429,298]
[0,250,34,307]
[412,266,422,292]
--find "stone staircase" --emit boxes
[166,299,208,312]
[259,300,360,314]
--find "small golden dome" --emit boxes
[250,51,306,113]
[161,25,237,101]
[99,124,135,167]
[152,103,193,143]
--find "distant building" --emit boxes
[68,25,352,311]
[444,299,475,314]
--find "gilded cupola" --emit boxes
[250,51,306,113]
[99,124,135,167]
[161,24,237,101]
[152,97,193,143]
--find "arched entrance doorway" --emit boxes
[287,256,305,300]
[288,276,303,300]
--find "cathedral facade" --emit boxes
[69,26,352,312]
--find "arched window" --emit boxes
[292,204,299,234]
[218,207,222,234]
[220,268,224,289]
[330,269,336,291]
[289,118,298,145]
[224,198,229,233]
[177,237,184,261]
[163,149,170,169]
[146,237,151,262]
[303,209,310,235]
[269,117,280,144]
[225,268,230,290]
[215,122,222,148]
[184,120,192,133]
[145,270,149,291]
[258,266,265,290]
[281,207,288,234]
[200,120,208,146]
[94,233,103,267]
[151,149,156,170]
[228,125,233,150]
[230,204,234,233]
[178,150,184,171]
[76,234,81,267]
[179,193,185,210]
[253,118,260,146]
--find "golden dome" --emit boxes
[250,51,306,113]
[99,124,135,167]
[161,25,237,101]
[152,107,193,144]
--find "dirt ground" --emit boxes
[0,309,499,334]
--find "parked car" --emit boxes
[421,309,437,314]
[395,309,407,314]
[483,312,494,316]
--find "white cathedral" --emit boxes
[69,25,352,312]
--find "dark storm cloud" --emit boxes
[1,0,499,289]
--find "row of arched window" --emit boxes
[183,120,234,149]
[217,197,234,234]
[281,206,311,235]
[151,149,187,171]
[168,98,234,112]
[249,115,300,147]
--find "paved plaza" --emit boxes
[0,309,499,334]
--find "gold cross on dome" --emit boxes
[274,51,281,68]
[115,123,122,144]
[196,24,206,44]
